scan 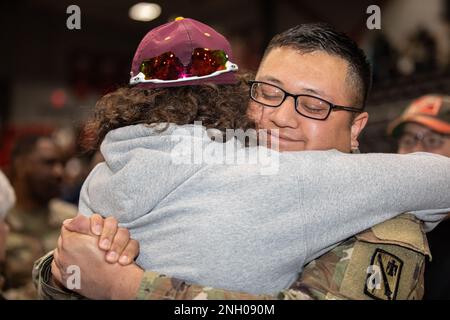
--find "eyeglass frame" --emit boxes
[248,80,363,121]
[398,129,450,151]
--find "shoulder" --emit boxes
[297,214,429,300]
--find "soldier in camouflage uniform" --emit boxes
[3,135,77,299]
[33,213,430,300]
[117,214,424,300]
[135,214,430,300]
[33,22,437,300]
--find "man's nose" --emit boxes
[268,96,298,128]
[410,143,427,153]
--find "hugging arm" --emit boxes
[35,214,429,300]
[285,151,450,262]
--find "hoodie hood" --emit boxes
[79,123,220,224]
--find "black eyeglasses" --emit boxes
[398,130,450,151]
[248,80,363,121]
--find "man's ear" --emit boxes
[350,112,369,149]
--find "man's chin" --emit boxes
[269,139,307,152]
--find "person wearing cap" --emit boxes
[388,95,450,157]
[388,95,450,299]
[35,20,450,300]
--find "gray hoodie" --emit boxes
[79,124,450,294]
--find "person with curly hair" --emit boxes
[39,19,450,300]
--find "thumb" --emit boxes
[63,214,94,236]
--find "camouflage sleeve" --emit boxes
[136,271,316,300]
[136,271,273,300]
[32,250,305,300]
[32,251,86,300]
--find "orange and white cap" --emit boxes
[387,95,450,137]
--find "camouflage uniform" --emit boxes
[290,214,430,300]
[4,199,77,299]
[33,214,430,300]
[132,214,430,300]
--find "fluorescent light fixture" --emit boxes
[129,3,161,22]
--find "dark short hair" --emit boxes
[263,23,372,109]
[9,134,53,179]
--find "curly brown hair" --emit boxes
[81,73,255,151]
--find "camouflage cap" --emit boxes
[387,95,450,137]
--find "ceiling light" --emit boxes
[129,3,161,22]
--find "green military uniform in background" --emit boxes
[4,199,76,299]
[33,214,430,300]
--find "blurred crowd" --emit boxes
[0,130,104,299]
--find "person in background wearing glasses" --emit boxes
[389,95,450,157]
[388,95,450,300]
[34,20,450,300]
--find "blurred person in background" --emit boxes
[4,134,76,299]
[53,126,103,206]
[388,94,450,300]
[0,170,15,299]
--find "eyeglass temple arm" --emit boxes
[332,105,364,113]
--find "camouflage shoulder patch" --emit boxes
[336,215,428,300]
[356,214,431,259]
[337,239,425,300]
[364,249,403,300]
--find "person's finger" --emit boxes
[118,239,140,266]
[53,248,63,270]
[51,259,63,285]
[57,235,63,251]
[90,213,104,236]
[63,214,93,235]
[105,227,130,263]
[60,225,71,242]
[99,217,118,250]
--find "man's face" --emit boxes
[21,138,64,204]
[397,122,450,157]
[248,47,368,152]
